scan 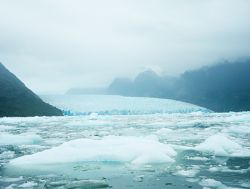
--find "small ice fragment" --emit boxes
[186,156,209,161]
[66,180,109,188]
[176,169,199,178]
[0,176,23,182]
[199,179,223,188]
[0,134,42,145]
[19,181,38,188]
[133,175,144,182]
[89,112,98,120]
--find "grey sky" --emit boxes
[1,0,250,93]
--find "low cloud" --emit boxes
[1,0,250,93]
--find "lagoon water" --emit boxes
[0,95,250,188]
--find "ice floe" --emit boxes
[195,134,250,157]
[0,133,42,145]
[199,178,240,189]
[19,181,38,188]
[9,136,176,166]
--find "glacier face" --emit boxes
[41,95,210,115]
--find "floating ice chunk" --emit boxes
[155,128,173,135]
[209,166,220,172]
[226,125,250,134]
[46,179,109,188]
[209,166,250,174]
[241,182,250,188]
[89,112,99,120]
[199,179,223,188]
[131,152,174,165]
[133,175,144,182]
[199,178,239,189]
[19,181,38,188]
[46,180,68,187]
[9,136,176,166]
[176,169,199,177]
[195,134,244,156]
[0,134,42,145]
[0,151,15,159]
[186,178,200,183]
[0,125,15,131]
[0,176,23,182]
[186,156,209,161]
[66,180,109,188]
[176,165,200,178]
[5,184,17,189]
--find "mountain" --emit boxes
[176,60,250,112]
[0,63,63,117]
[108,69,178,98]
[133,70,165,97]
[107,60,250,112]
[108,77,134,96]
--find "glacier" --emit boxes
[0,95,249,189]
[41,94,210,115]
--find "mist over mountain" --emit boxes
[107,60,250,112]
[0,63,62,117]
[66,88,107,95]
[108,70,177,98]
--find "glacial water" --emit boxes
[0,95,250,189]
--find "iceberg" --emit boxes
[9,136,176,166]
[195,134,249,156]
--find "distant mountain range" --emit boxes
[68,59,250,112]
[108,60,250,112]
[0,63,62,117]
[108,70,178,98]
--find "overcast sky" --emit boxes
[1,0,250,94]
